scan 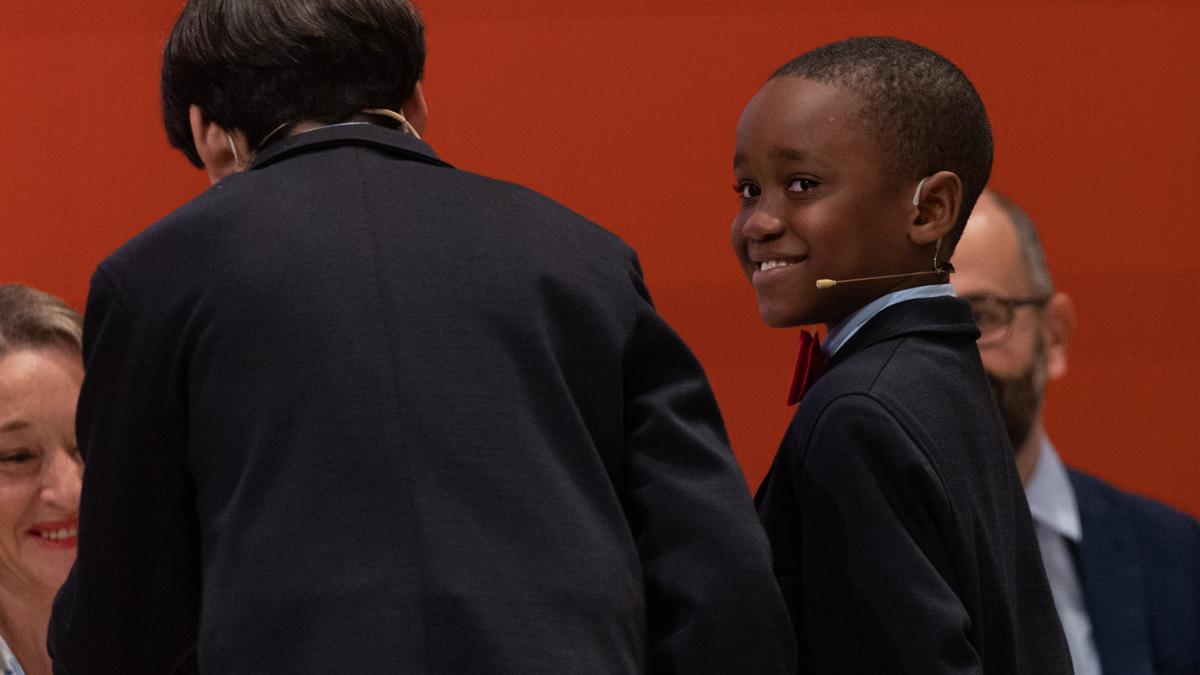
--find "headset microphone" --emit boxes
[815,269,945,290]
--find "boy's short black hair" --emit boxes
[162,0,426,168]
[772,36,993,252]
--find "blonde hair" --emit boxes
[0,284,84,357]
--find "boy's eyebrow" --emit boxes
[732,146,809,170]
[771,147,806,162]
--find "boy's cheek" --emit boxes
[729,228,756,277]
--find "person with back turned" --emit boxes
[47,1,794,671]
[953,188,1200,675]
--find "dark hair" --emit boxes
[0,284,83,358]
[772,36,993,251]
[162,0,426,168]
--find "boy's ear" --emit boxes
[907,170,962,246]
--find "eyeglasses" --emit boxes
[961,293,1050,346]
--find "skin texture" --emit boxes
[0,346,83,674]
[730,76,959,328]
[951,191,1075,483]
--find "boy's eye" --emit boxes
[787,178,818,192]
[734,182,760,201]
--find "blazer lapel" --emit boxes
[1070,470,1155,675]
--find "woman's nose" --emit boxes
[40,446,83,508]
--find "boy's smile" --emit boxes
[731,76,919,328]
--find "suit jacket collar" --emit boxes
[1069,470,1156,674]
[249,122,453,172]
[825,295,979,371]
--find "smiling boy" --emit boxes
[734,37,1072,672]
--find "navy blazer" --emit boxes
[1069,470,1200,674]
[756,296,1072,673]
[49,124,795,673]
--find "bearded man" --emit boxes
[952,189,1200,675]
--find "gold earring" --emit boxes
[362,108,421,140]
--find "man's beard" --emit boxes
[987,338,1047,452]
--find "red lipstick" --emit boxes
[27,515,79,550]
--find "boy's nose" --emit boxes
[740,204,786,241]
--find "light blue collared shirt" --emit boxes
[0,633,23,675]
[1026,435,1102,675]
[823,284,956,356]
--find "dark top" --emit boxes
[1069,470,1200,675]
[49,124,795,673]
[756,296,1072,674]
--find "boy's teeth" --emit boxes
[760,260,792,271]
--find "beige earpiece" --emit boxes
[362,108,421,140]
[912,176,927,206]
[226,132,243,168]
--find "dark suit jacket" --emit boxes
[1069,470,1200,674]
[756,296,1072,673]
[49,124,795,673]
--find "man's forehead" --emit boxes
[954,196,1029,293]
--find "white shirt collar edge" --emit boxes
[1026,434,1083,543]
[823,284,956,357]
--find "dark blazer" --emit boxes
[1069,470,1200,674]
[756,296,1072,674]
[49,124,795,673]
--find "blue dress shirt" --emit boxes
[1027,434,1103,675]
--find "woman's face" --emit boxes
[0,347,83,595]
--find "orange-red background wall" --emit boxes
[3,2,1197,516]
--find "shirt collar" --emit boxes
[823,284,956,356]
[0,631,21,675]
[1025,434,1082,543]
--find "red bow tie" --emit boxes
[786,330,826,406]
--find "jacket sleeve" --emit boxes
[620,258,796,674]
[49,267,199,673]
[794,393,982,674]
